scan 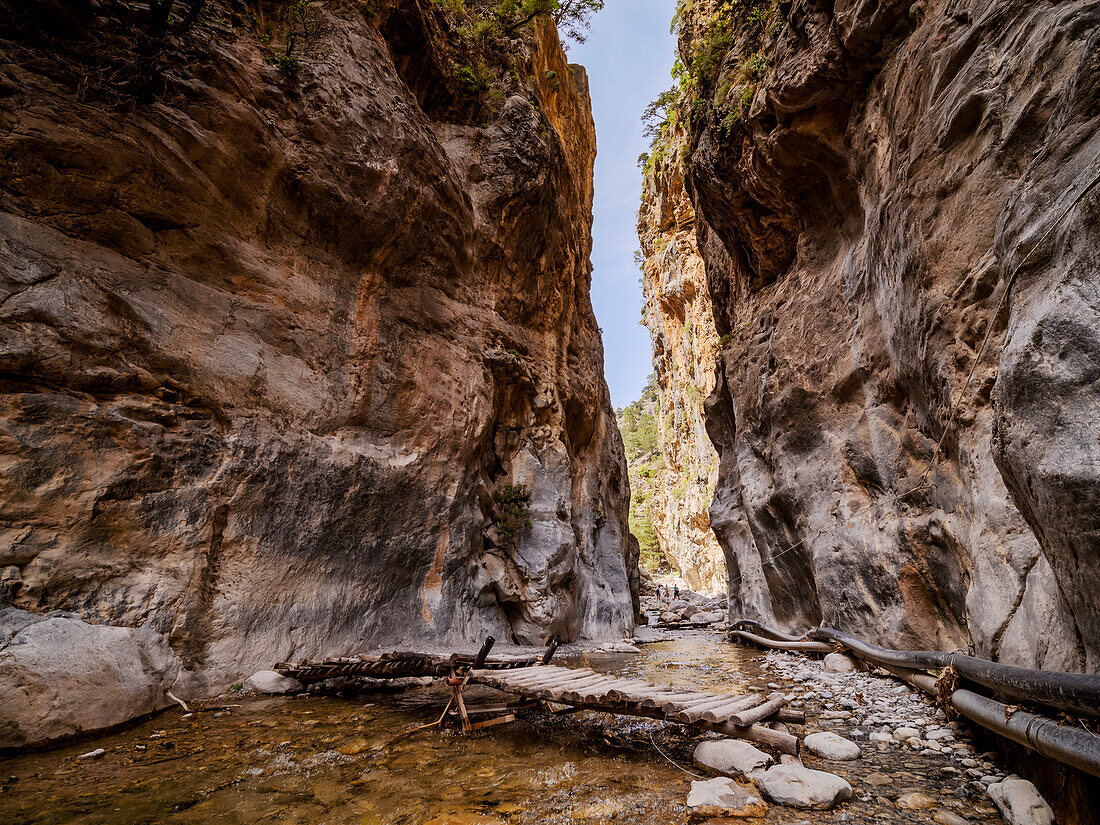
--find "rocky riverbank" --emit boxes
[3,621,1062,825]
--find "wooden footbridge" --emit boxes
[275,637,801,754]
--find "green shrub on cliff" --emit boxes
[493,484,532,549]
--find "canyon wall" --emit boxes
[637,146,727,594]
[662,0,1100,670]
[0,0,634,747]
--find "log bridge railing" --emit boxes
[275,635,801,754]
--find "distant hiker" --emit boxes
[673,585,679,599]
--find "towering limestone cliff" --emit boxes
[0,0,634,746]
[636,141,726,594]
[652,0,1100,670]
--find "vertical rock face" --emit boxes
[0,0,634,743]
[637,143,727,594]
[666,0,1100,669]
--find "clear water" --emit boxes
[0,631,1004,824]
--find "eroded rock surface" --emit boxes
[636,144,726,594]
[0,0,634,743]
[665,0,1100,668]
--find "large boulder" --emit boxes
[757,765,853,810]
[690,611,724,625]
[0,607,179,748]
[243,670,303,695]
[693,738,773,778]
[988,778,1055,825]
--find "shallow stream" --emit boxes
[0,631,1006,824]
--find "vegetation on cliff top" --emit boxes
[637,0,780,176]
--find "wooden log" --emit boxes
[540,635,563,665]
[674,694,762,724]
[638,691,711,710]
[503,669,598,692]
[655,692,720,713]
[726,693,786,727]
[604,681,662,703]
[495,666,583,686]
[547,695,799,755]
[561,677,625,703]
[774,708,805,724]
[536,674,612,700]
[697,694,765,723]
[716,721,799,754]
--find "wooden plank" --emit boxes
[468,713,516,730]
[726,693,786,727]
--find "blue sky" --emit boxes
[570,0,678,410]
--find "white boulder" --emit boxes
[987,778,1054,825]
[757,765,853,810]
[686,777,767,819]
[823,652,858,673]
[693,739,773,777]
[243,670,304,694]
[0,607,180,749]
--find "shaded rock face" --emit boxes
[637,143,727,594]
[0,0,633,727]
[674,0,1100,668]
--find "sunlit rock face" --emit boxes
[637,142,727,595]
[0,0,634,744]
[674,0,1099,669]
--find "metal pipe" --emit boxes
[729,619,811,643]
[810,626,1100,718]
[729,618,1100,778]
[730,629,834,653]
[951,688,1100,779]
[877,662,1100,780]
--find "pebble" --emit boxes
[896,791,938,810]
[933,811,970,825]
[76,748,105,760]
[803,732,861,761]
[893,726,920,741]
